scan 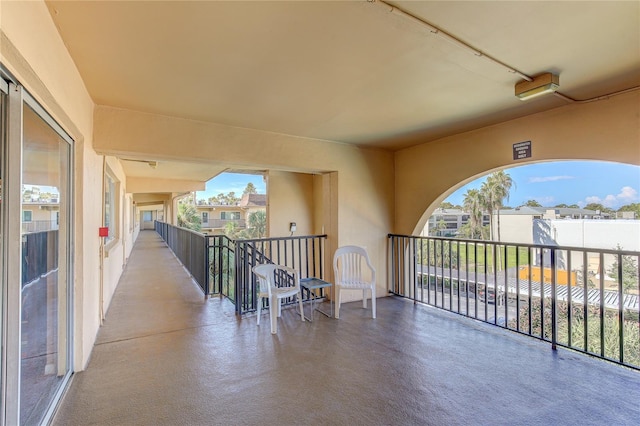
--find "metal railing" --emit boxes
[22,220,59,234]
[155,221,327,314]
[206,234,236,298]
[22,230,58,287]
[234,234,327,315]
[388,234,640,370]
[155,221,208,294]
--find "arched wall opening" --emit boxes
[416,160,640,240]
[393,91,639,236]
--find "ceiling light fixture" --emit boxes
[122,158,158,169]
[515,72,559,101]
[372,0,639,104]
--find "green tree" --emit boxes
[440,201,456,210]
[618,203,640,219]
[607,245,639,293]
[223,210,266,239]
[584,202,613,214]
[429,218,447,236]
[245,210,267,238]
[462,188,484,239]
[209,191,240,206]
[525,199,542,207]
[481,171,514,242]
[224,221,239,238]
[225,191,239,205]
[243,182,257,196]
[509,299,639,367]
[177,203,201,231]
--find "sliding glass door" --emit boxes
[1,77,73,425]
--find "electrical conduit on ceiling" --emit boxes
[370,0,640,103]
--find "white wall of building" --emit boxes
[498,214,536,244]
[534,219,640,251]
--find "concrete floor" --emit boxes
[52,231,640,426]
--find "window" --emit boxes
[221,211,240,220]
[104,170,119,244]
[22,210,32,222]
[202,212,208,223]
[142,211,152,222]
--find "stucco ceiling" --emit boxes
[45,0,640,181]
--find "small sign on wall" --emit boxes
[513,141,532,160]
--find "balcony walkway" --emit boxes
[52,231,639,425]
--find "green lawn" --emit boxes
[418,240,530,271]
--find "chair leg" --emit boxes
[257,297,262,326]
[277,298,282,317]
[371,287,376,319]
[335,286,341,319]
[270,296,278,334]
[297,293,305,322]
[362,289,368,309]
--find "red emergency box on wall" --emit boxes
[99,227,109,237]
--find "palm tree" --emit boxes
[177,203,201,231]
[246,210,266,238]
[224,221,239,238]
[481,171,513,242]
[462,188,484,239]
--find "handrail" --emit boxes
[155,221,208,294]
[234,234,327,314]
[388,234,640,370]
[155,221,327,314]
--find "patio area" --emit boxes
[52,231,639,425]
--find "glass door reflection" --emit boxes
[20,102,70,425]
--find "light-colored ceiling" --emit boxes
[45,0,640,183]
[119,158,226,182]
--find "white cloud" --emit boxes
[529,175,574,183]
[583,186,639,209]
[617,186,638,203]
[602,195,618,208]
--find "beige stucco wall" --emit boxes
[2,1,109,370]
[267,171,315,237]
[8,0,637,376]
[102,157,133,315]
[395,91,640,235]
[94,106,396,296]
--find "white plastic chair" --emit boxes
[333,245,376,319]
[253,264,304,334]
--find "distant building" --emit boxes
[196,193,266,235]
[425,208,489,237]
[21,201,60,234]
[498,206,609,244]
[616,211,637,220]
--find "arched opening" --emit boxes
[420,160,640,246]
[389,160,639,369]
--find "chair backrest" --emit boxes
[253,264,299,296]
[333,245,375,285]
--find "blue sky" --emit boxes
[199,161,640,210]
[446,161,640,209]
[197,172,266,200]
